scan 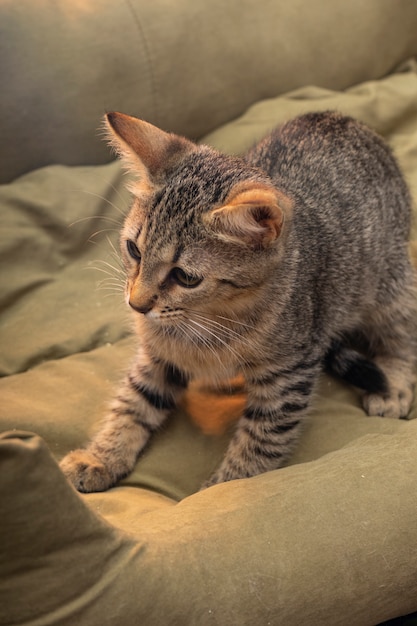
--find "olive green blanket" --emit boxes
[1,1,417,624]
[1,67,417,626]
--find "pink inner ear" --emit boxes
[209,185,288,247]
[253,204,284,241]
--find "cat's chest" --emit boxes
[143,323,250,382]
[167,335,240,380]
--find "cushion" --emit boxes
[1,65,417,625]
[1,428,417,625]
[2,0,417,182]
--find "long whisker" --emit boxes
[90,270,117,282]
[88,228,120,243]
[105,238,125,274]
[97,288,125,297]
[106,181,130,210]
[188,308,257,332]
[215,313,257,330]
[68,215,122,228]
[96,285,125,293]
[89,259,125,276]
[187,318,247,367]
[187,313,259,380]
[99,291,126,299]
[82,190,128,220]
[81,170,131,210]
[189,313,259,361]
[106,235,122,259]
[190,312,245,342]
[177,321,206,359]
[178,320,229,374]
[96,278,125,289]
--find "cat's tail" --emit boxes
[324,340,388,394]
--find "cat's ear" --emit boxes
[104,112,195,183]
[206,183,292,248]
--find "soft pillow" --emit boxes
[1,428,417,625]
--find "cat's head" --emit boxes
[104,112,292,336]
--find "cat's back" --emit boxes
[246,111,411,242]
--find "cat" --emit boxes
[60,110,416,492]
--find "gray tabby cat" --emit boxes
[60,110,416,492]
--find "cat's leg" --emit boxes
[60,353,188,492]
[361,281,416,419]
[203,355,322,488]
[325,339,389,394]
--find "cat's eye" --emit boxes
[171,267,203,288]
[126,239,141,262]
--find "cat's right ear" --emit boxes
[103,112,195,183]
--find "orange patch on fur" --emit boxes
[181,377,246,435]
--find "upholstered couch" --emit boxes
[1,1,417,624]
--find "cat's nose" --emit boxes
[128,300,154,315]
[128,279,157,315]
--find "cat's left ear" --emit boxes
[206,183,292,248]
[104,112,195,182]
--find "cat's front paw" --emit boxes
[59,449,115,493]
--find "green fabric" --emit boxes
[1,429,417,626]
[0,162,131,378]
[1,65,417,625]
[2,0,417,183]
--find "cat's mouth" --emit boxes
[144,307,180,321]
[143,309,162,321]
[140,307,185,331]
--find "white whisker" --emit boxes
[78,168,131,214]
[215,314,257,330]
[106,236,124,267]
[97,284,124,292]
[96,274,123,283]
[96,279,124,289]
[100,291,125,299]
[97,287,125,295]
[190,312,246,342]
[177,321,206,357]
[189,312,258,360]
[187,317,247,368]
[185,311,259,380]
[88,228,120,242]
[178,320,230,375]
[89,259,125,276]
[82,190,127,221]
[68,215,122,228]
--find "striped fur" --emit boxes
[60,111,417,492]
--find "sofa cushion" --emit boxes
[2,0,417,182]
